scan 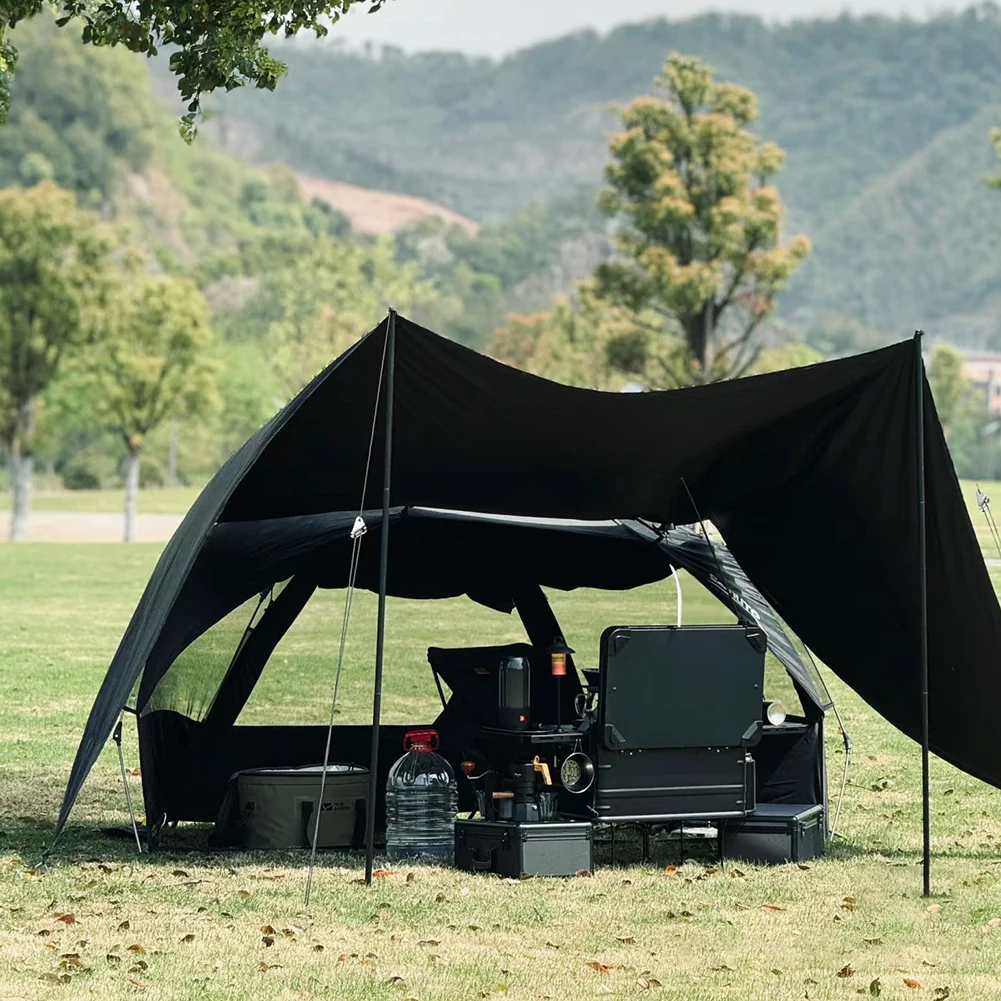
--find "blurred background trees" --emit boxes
[88,275,219,541]
[4,7,1001,537]
[0,181,114,539]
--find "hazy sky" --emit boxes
[329,0,973,56]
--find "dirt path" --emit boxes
[0,511,183,542]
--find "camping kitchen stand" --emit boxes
[437,623,826,876]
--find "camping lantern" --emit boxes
[498,654,531,730]
[546,638,574,727]
[548,637,574,677]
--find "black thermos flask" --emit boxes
[498,655,530,730]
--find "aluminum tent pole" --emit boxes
[914,329,931,897]
[365,310,396,885]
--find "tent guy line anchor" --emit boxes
[303,531,364,910]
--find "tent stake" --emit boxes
[915,329,930,897]
[365,311,397,885]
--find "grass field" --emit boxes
[0,485,202,515]
[3,539,1001,1001]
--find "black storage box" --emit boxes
[721,803,825,864]
[454,819,592,878]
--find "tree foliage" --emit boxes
[394,189,607,349]
[926,342,986,478]
[90,274,219,457]
[0,1,382,137]
[1,15,158,199]
[0,180,114,537]
[257,236,436,399]
[0,182,114,451]
[489,282,682,391]
[490,283,822,392]
[593,54,808,383]
[928,343,975,437]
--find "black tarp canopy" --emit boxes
[54,313,1000,841]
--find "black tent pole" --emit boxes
[365,310,396,885]
[915,329,930,897]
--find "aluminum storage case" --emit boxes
[720,802,825,864]
[454,819,593,878]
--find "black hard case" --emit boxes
[721,802,825,864]
[579,624,764,822]
[454,819,593,878]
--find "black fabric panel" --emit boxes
[754,724,823,805]
[204,576,317,729]
[222,317,905,525]
[137,510,367,712]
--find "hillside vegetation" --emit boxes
[192,6,1001,346]
[8,7,1001,495]
[2,15,617,498]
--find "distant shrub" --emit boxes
[139,456,166,488]
[61,462,101,491]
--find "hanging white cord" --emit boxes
[671,565,683,627]
[303,323,392,911]
[304,534,364,908]
[114,712,142,854]
[828,696,852,840]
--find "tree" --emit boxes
[927,343,975,436]
[0,1,384,138]
[926,343,985,477]
[259,235,435,399]
[489,285,825,392]
[593,53,809,384]
[489,284,670,391]
[0,181,113,540]
[987,121,1001,191]
[90,275,219,541]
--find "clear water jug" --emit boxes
[385,729,457,861]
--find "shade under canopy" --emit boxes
[54,314,1001,840]
[131,507,828,726]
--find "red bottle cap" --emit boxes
[403,729,439,751]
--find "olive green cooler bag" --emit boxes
[211,764,369,849]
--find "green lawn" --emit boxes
[2,544,1001,1000]
[1,476,999,540]
[0,485,202,514]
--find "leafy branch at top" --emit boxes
[0,1,385,139]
